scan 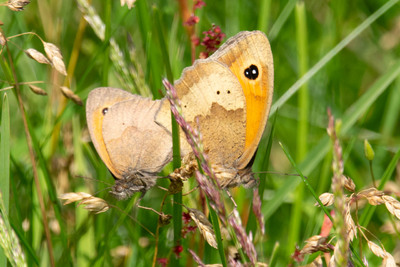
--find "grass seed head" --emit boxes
[25,48,51,65]
[367,240,386,258]
[0,31,7,46]
[343,176,356,192]
[59,192,109,214]
[228,210,257,265]
[52,56,68,76]
[28,85,47,96]
[300,235,332,254]
[187,207,217,248]
[7,0,30,11]
[317,192,335,206]
[252,188,265,235]
[120,0,136,9]
[382,253,396,267]
[382,195,400,220]
[60,86,83,106]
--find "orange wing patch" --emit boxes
[91,106,122,179]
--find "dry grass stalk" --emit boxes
[327,109,349,266]
[164,79,226,217]
[228,210,257,265]
[359,229,397,267]
[28,85,47,96]
[300,235,333,255]
[344,202,356,242]
[188,249,206,267]
[358,188,385,205]
[59,192,110,214]
[165,78,260,264]
[195,171,225,221]
[314,185,400,264]
[77,0,150,96]
[186,207,217,248]
[6,32,68,76]
[305,110,400,265]
[59,86,83,106]
[252,188,265,235]
[169,153,197,181]
[25,48,51,65]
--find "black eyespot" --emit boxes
[102,108,108,115]
[216,90,220,95]
[227,90,231,94]
[244,64,259,80]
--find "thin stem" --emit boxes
[355,198,363,260]
[7,31,44,42]
[5,44,55,267]
[177,0,196,62]
[152,192,169,267]
[369,161,376,188]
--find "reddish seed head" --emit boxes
[200,24,225,58]
[194,0,206,10]
[182,212,191,224]
[173,245,183,258]
[157,258,168,267]
[191,36,200,46]
[187,225,197,232]
[184,14,199,26]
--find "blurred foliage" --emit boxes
[0,0,400,266]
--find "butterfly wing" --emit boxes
[86,87,136,179]
[102,96,173,177]
[211,31,274,170]
[86,87,172,179]
[174,60,247,171]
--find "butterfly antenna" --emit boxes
[109,203,155,237]
[255,171,308,179]
[93,186,114,196]
[73,175,114,186]
[225,190,238,208]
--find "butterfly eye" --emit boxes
[102,108,109,115]
[244,64,259,80]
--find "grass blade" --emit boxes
[208,202,227,267]
[0,93,10,266]
[263,60,400,220]
[268,0,296,40]
[0,93,10,214]
[270,0,400,116]
[287,1,309,257]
